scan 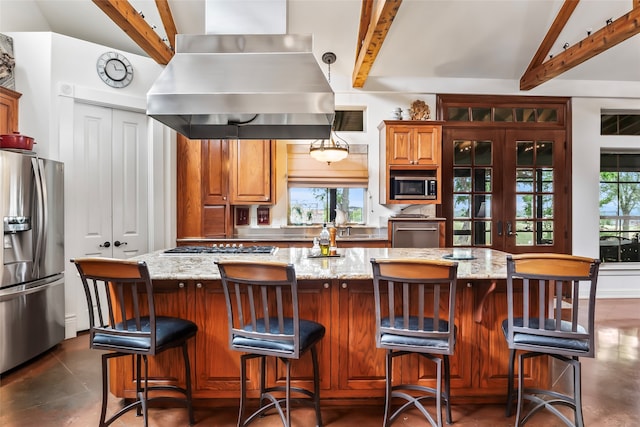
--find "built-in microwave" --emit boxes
[390,176,437,200]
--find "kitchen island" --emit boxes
[108,247,543,405]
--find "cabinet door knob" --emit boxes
[323,282,329,289]
[178,282,185,288]
[341,282,347,289]
[196,282,203,288]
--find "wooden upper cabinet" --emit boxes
[202,139,229,204]
[0,87,21,135]
[229,139,275,205]
[379,121,444,205]
[382,121,442,166]
[176,138,275,239]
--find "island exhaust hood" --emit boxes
[147,33,335,140]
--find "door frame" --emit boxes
[437,94,571,254]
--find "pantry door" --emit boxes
[71,103,148,259]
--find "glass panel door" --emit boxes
[443,129,504,248]
[502,130,567,253]
[442,128,568,254]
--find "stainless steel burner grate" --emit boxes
[163,245,277,255]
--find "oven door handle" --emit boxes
[395,227,439,232]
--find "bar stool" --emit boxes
[72,257,198,427]
[216,260,325,427]
[502,253,600,427]
[370,258,458,427]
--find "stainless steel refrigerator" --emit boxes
[0,149,64,373]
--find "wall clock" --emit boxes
[96,52,133,88]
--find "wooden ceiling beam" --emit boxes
[520,6,640,90]
[355,0,374,61]
[155,0,177,52]
[92,0,173,65]
[523,0,579,75]
[352,0,403,88]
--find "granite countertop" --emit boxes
[177,235,389,242]
[132,247,509,281]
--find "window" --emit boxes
[601,113,640,135]
[446,106,559,123]
[599,153,640,262]
[334,108,365,132]
[288,187,365,225]
[286,143,369,225]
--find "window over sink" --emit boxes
[288,187,365,225]
[286,144,369,226]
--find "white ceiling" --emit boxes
[1,0,639,91]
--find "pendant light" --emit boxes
[309,131,349,164]
[310,52,349,165]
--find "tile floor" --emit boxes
[1,298,639,427]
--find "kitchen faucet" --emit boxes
[338,226,352,237]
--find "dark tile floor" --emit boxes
[1,299,639,427]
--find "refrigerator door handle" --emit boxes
[0,276,63,302]
[31,157,46,278]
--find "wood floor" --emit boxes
[1,298,639,427]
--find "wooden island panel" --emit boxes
[108,248,544,405]
[109,279,542,404]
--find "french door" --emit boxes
[441,127,570,254]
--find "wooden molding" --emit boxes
[520,6,640,90]
[155,0,178,52]
[523,0,579,75]
[352,0,403,88]
[92,0,173,65]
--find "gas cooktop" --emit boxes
[163,245,277,255]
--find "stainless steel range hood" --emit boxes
[147,34,335,140]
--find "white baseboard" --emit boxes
[65,314,77,339]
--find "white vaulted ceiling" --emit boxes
[0,0,638,91]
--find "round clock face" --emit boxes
[97,52,133,88]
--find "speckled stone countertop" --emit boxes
[132,247,509,281]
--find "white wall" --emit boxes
[6,32,173,336]
[5,29,639,337]
[573,97,640,298]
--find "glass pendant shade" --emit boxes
[309,131,349,164]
